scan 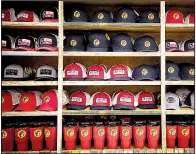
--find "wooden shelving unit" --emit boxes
[166,24,194,32]
[2,51,58,56]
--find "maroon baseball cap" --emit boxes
[86,64,108,80]
[2,8,16,21]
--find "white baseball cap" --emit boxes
[166,92,180,110]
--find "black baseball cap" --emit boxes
[40,7,58,22]
[2,34,14,51]
[165,40,183,52]
[111,33,133,52]
[139,9,160,23]
[13,36,36,51]
[180,40,195,52]
[179,63,195,80]
[91,10,113,23]
[166,61,181,81]
[64,33,85,51]
[115,7,139,23]
[68,8,89,22]
[86,32,110,52]
[133,35,158,52]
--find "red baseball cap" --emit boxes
[112,90,136,110]
[38,89,69,111]
[185,14,195,24]
[15,91,42,111]
[16,10,39,22]
[87,64,108,80]
[2,90,21,112]
[2,8,17,21]
[166,9,184,24]
[90,92,112,110]
[64,63,87,80]
[135,91,157,109]
[68,91,90,110]
[107,64,132,81]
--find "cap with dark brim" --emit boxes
[35,77,57,81]
[41,19,59,22]
[64,47,85,52]
[90,106,111,110]
[166,49,183,52]
[70,19,89,22]
[37,47,58,52]
[166,75,181,81]
[13,47,36,51]
[109,77,131,81]
[86,78,105,81]
[134,76,155,81]
[112,48,134,52]
[3,78,25,81]
[63,78,84,81]
[2,48,13,51]
[135,49,158,52]
[137,104,157,109]
[113,105,136,110]
[87,46,108,52]
[68,104,87,110]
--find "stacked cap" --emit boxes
[91,10,113,23]
[2,35,14,51]
[166,9,184,24]
[90,92,112,110]
[69,8,89,22]
[166,92,180,110]
[185,14,195,24]
[35,65,57,81]
[133,35,158,52]
[87,64,108,80]
[179,63,195,80]
[40,7,58,22]
[166,61,181,80]
[2,8,16,21]
[115,7,138,23]
[175,87,191,107]
[107,64,132,81]
[180,40,195,52]
[68,91,90,110]
[13,36,36,51]
[111,33,133,52]
[64,63,87,80]
[165,40,183,52]
[16,10,39,22]
[139,9,160,23]
[112,90,136,110]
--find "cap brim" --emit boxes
[3,78,24,81]
[2,48,13,51]
[69,19,89,22]
[134,76,155,81]
[38,105,57,111]
[112,48,133,52]
[64,47,85,52]
[135,49,158,52]
[109,77,131,81]
[87,46,108,52]
[166,103,180,110]
[85,78,105,81]
[64,78,84,81]
[113,105,136,110]
[137,104,157,109]
[37,47,58,52]
[13,47,36,51]
[166,75,181,81]
[90,106,111,110]
[41,19,59,22]
[35,77,56,81]
[15,104,37,111]
[68,105,87,110]
[166,49,184,52]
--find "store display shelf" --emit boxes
[2,111,57,117]
[63,52,161,57]
[166,52,194,57]
[165,81,194,85]
[63,22,160,32]
[166,108,194,115]
[166,24,194,32]
[2,51,58,56]
[63,81,161,86]
[167,148,194,153]
[2,22,58,30]
[2,81,58,86]
[2,150,56,154]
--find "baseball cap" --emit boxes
[111,33,133,52]
[15,91,42,111]
[2,8,17,21]
[107,64,132,81]
[13,36,36,51]
[139,9,160,23]
[132,64,157,81]
[165,9,184,24]
[86,32,110,52]
[112,90,136,110]
[63,63,87,80]
[135,91,157,109]
[166,92,180,110]
[64,33,85,51]
[180,40,195,52]
[16,10,39,22]
[2,90,21,112]
[89,92,112,110]
[190,92,195,109]
[38,89,69,111]
[40,7,58,22]
[115,7,139,23]
[179,63,195,80]
[35,65,57,81]
[68,91,90,110]
[4,64,36,81]
[166,61,181,81]
[2,35,14,51]
[184,14,195,24]
[86,64,108,80]
[175,87,191,107]
[37,33,58,52]
[133,35,159,52]
[91,10,113,23]
[68,8,89,22]
[165,40,183,52]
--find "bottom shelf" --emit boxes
[2,150,56,153]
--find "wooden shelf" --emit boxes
[166,52,194,57]
[63,52,161,57]
[2,111,57,117]
[2,81,58,86]
[2,22,58,30]
[165,81,194,85]
[166,108,194,115]
[2,51,58,56]
[64,22,160,32]
[63,81,161,86]
[166,24,194,32]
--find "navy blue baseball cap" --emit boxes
[68,8,89,22]
[133,35,159,52]
[132,64,157,81]
[153,64,160,80]
[111,33,133,52]
[64,33,86,51]
[115,7,139,23]
[179,63,195,80]
[180,40,195,52]
[166,61,181,81]
[86,32,110,52]
[91,10,113,23]
[139,9,160,23]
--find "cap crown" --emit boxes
[87,64,108,80]
[185,14,195,24]
[166,61,180,80]
[166,9,184,24]
[36,65,57,79]
[139,9,160,23]
[165,40,180,51]
[2,35,14,49]
[70,8,89,22]
[176,87,191,105]
[38,33,58,48]
[92,10,113,23]
[135,91,155,105]
[166,92,180,110]
[89,92,112,107]
[179,63,195,80]
[17,10,39,22]
[70,91,90,106]
[2,8,16,21]
[40,7,58,20]
[14,36,36,49]
[180,40,195,52]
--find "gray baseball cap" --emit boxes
[35,65,57,81]
[191,92,195,109]
[166,92,180,110]
[175,87,191,108]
